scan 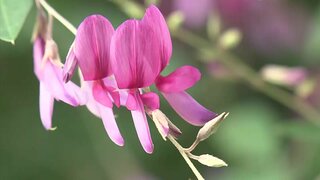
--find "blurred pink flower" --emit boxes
[33,37,83,130]
[261,65,308,87]
[217,0,310,55]
[173,0,214,28]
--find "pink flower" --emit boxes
[33,37,84,130]
[63,15,124,146]
[111,5,218,153]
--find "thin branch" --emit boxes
[168,135,205,180]
[38,0,77,35]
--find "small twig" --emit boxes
[184,139,200,153]
[168,135,205,180]
[38,0,77,35]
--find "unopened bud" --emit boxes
[167,11,185,32]
[261,65,307,87]
[197,154,227,167]
[152,110,170,140]
[167,119,182,138]
[63,42,78,83]
[197,112,228,141]
[218,29,242,50]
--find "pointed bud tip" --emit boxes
[198,154,228,168]
[197,112,229,141]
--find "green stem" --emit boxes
[168,135,205,180]
[39,0,77,35]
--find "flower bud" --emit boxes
[167,11,185,33]
[197,154,227,167]
[152,110,170,140]
[218,29,242,50]
[196,112,228,141]
[261,65,307,87]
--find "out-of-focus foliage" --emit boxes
[0,0,320,179]
[0,0,33,43]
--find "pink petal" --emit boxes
[63,44,78,83]
[110,19,162,89]
[156,65,201,93]
[33,37,84,107]
[143,5,172,70]
[141,92,160,111]
[43,63,83,107]
[97,103,124,146]
[33,37,45,79]
[130,92,154,153]
[126,92,138,111]
[75,15,114,80]
[92,80,113,108]
[82,81,101,117]
[162,91,217,126]
[101,76,121,107]
[81,80,124,146]
[39,82,55,130]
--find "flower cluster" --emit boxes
[33,5,219,154]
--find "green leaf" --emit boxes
[0,0,33,44]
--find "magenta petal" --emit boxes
[92,81,113,108]
[43,64,82,107]
[39,82,55,130]
[144,5,172,70]
[101,76,121,107]
[156,66,201,93]
[75,15,114,80]
[82,81,101,117]
[141,92,160,111]
[110,19,162,89]
[162,91,217,126]
[126,92,138,111]
[97,103,124,146]
[63,45,78,83]
[130,92,154,153]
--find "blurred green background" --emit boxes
[1,0,320,179]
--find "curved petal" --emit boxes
[97,103,124,146]
[63,44,78,83]
[162,91,217,126]
[110,19,162,89]
[141,92,160,111]
[143,5,172,70]
[75,15,114,80]
[43,63,83,107]
[130,92,154,153]
[81,80,124,146]
[39,82,55,130]
[156,65,201,93]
